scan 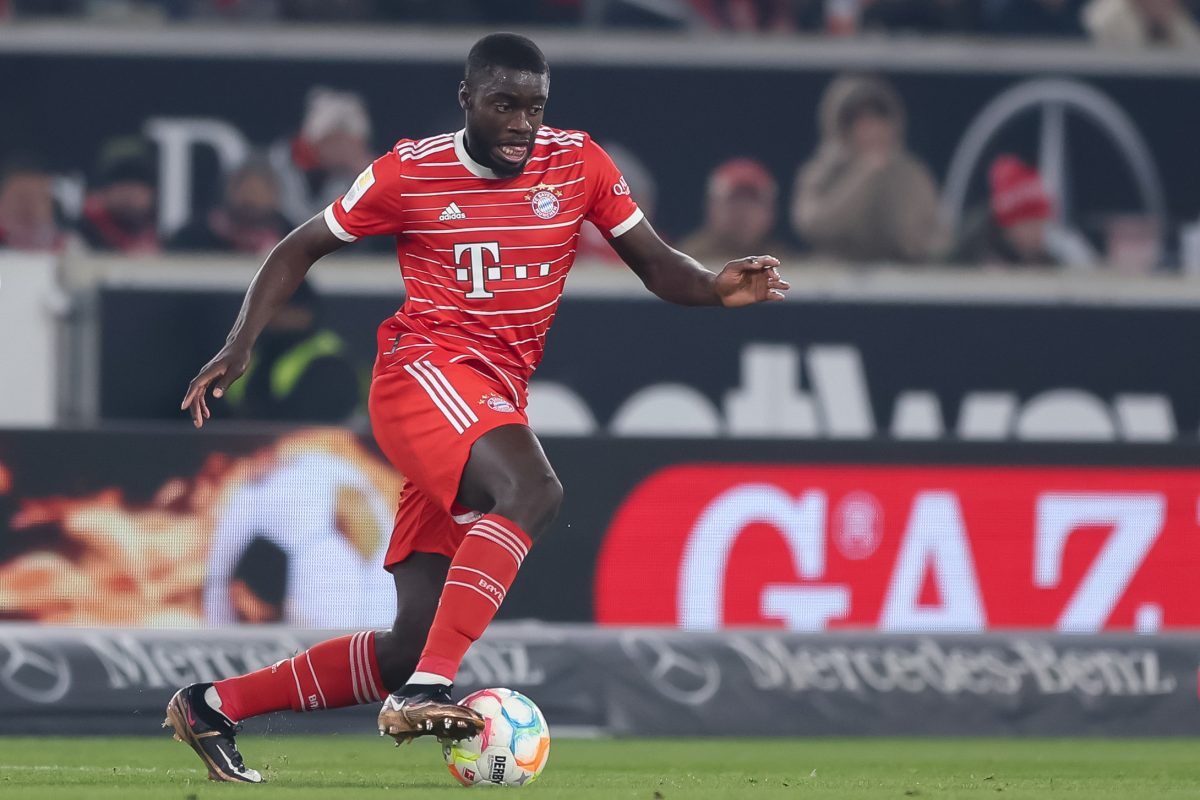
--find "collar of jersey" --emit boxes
[454,129,501,180]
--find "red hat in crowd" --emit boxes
[709,158,776,198]
[989,155,1054,228]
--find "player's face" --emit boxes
[460,68,548,178]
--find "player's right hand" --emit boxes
[181,346,251,429]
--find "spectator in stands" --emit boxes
[269,86,373,227]
[791,74,941,264]
[679,158,793,267]
[0,155,65,252]
[77,136,160,254]
[950,155,1097,269]
[982,0,1087,37]
[222,279,363,422]
[168,157,290,255]
[1083,0,1200,46]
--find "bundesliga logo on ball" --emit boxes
[443,688,551,787]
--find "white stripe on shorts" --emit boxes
[416,360,479,425]
[403,363,466,434]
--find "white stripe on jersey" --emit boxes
[402,175,585,198]
[399,141,456,161]
[403,213,583,236]
[406,272,568,297]
[407,296,560,317]
[429,327,500,343]
[403,251,444,265]
[426,232,580,253]
[508,332,550,346]
[527,149,581,163]
[485,312,558,331]
[397,134,454,154]
[535,133,584,145]
[396,160,584,180]
[403,191,586,214]
[418,148,577,168]
[397,138,452,155]
[610,207,645,238]
[323,205,357,242]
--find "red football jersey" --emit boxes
[324,127,642,404]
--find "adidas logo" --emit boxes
[439,202,467,221]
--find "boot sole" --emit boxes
[378,706,484,744]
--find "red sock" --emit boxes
[212,631,387,722]
[415,514,532,682]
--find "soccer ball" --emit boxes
[442,688,550,787]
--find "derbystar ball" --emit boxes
[442,688,550,787]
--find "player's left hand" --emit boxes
[714,255,789,307]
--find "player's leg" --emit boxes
[373,552,448,685]
[370,350,554,741]
[164,622,392,783]
[164,484,462,783]
[409,423,561,682]
[378,424,561,740]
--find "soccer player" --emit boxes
[165,32,789,783]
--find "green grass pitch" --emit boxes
[1,736,1198,799]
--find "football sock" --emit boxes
[413,513,532,683]
[211,631,386,722]
[406,671,452,687]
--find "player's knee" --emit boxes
[493,470,562,539]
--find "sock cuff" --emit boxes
[349,630,386,704]
[477,513,533,550]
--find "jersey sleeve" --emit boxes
[582,137,644,239]
[323,149,406,241]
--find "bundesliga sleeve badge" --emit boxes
[526,183,563,220]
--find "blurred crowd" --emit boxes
[1,88,378,259]
[3,0,1200,44]
[3,73,1193,273]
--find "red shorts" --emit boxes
[369,339,528,569]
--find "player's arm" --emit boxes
[181,215,348,427]
[608,218,789,307]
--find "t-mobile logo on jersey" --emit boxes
[454,242,551,299]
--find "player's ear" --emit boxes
[458,81,470,111]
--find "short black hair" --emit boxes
[465,33,548,85]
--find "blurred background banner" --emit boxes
[2,624,1196,736]
[95,288,1200,439]
[3,428,1199,632]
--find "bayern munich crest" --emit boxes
[526,183,563,220]
[481,393,516,413]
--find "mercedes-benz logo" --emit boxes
[619,632,721,706]
[0,636,71,704]
[941,77,1166,243]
